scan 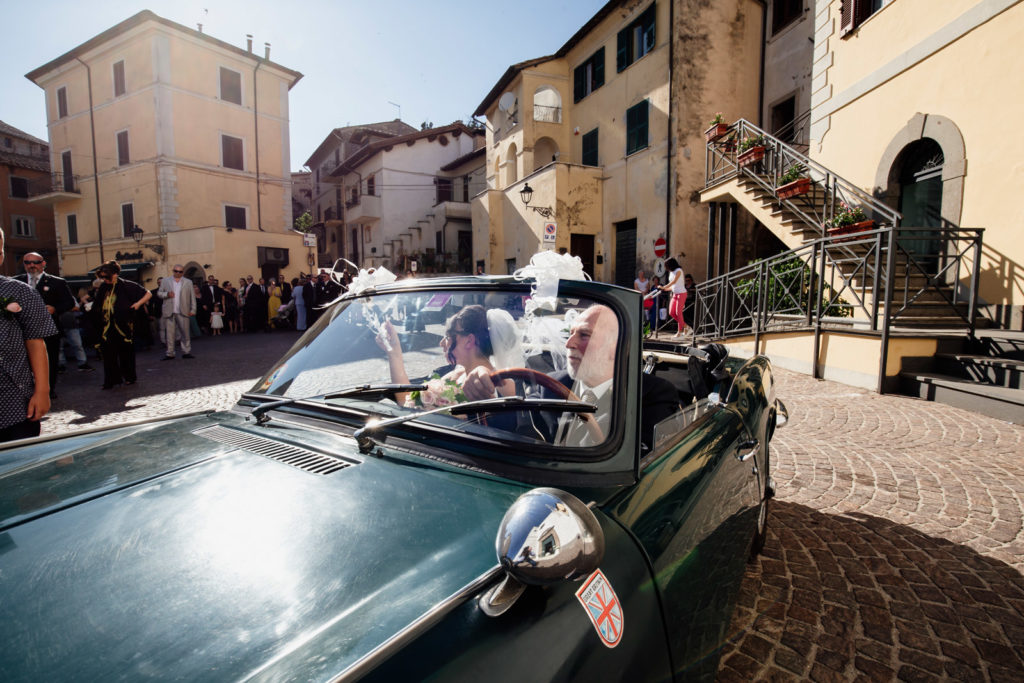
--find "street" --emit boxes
[38,331,1024,681]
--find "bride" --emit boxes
[379,304,521,407]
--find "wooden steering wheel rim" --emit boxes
[488,367,604,444]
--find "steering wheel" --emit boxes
[489,368,605,444]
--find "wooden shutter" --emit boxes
[840,0,857,36]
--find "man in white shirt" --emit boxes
[156,264,197,359]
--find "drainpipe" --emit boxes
[664,0,675,260]
[253,53,264,231]
[76,57,104,261]
[757,0,767,127]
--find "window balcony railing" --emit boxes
[25,173,81,206]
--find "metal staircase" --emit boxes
[694,121,1024,423]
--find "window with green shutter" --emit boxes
[616,3,656,72]
[626,101,649,155]
[573,47,605,102]
[582,128,599,167]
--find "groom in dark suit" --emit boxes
[16,252,76,399]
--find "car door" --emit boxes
[607,398,762,679]
[360,508,672,682]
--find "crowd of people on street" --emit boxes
[0,226,364,444]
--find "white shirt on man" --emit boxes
[171,278,183,314]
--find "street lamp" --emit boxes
[519,183,554,219]
[130,224,144,245]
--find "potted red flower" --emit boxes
[776,164,811,200]
[737,135,766,168]
[704,113,728,143]
[824,202,874,240]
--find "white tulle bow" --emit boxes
[514,250,589,311]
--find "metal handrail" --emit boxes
[26,172,80,196]
[693,225,984,387]
[705,118,901,234]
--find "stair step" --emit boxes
[899,371,1024,423]
[936,353,1024,388]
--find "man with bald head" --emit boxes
[15,251,75,399]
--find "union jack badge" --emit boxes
[575,568,624,648]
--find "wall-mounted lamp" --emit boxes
[130,224,144,245]
[519,183,554,219]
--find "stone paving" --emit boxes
[718,371,1024,682]
[37,333,1024,681]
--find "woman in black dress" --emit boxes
[90,261,151,389]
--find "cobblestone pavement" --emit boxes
[41,330,303,434]
[718,371,1024,682]
[40,335,1024,680]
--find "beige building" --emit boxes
[473,0,764,283]
[25,10,306,290]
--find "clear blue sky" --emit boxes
[2,0,608,171]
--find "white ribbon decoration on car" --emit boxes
[514,250,589,313]
[347,265,397,296]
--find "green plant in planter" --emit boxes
[738,135,766,153]
[778,164,805,186]
[708,112,725,127]
[736,255,853,319]
[823,202,867,229]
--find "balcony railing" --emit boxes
[27,172,80,197]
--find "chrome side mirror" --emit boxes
[775,399,789,428]
[480,488,605,617]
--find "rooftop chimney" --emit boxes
[246,34,253,53]
[264,42,271,60]
[197,23,203,33]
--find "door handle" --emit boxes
[735,439,759,462]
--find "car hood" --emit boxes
[0,413,526,682]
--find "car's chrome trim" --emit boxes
[329,565,504,682]
[0,408,215,452]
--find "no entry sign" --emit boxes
[654,237,666,258]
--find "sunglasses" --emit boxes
[173,270,184,273]
[23,260,43,265]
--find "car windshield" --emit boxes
[247,285,622,449]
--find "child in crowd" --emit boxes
[210,303,224,336]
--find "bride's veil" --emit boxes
[486,308,525,370]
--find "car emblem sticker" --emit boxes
[575,568,623,648]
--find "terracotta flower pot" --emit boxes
[826,219,875,242]
[777,177,811,200]
[705,123,729,142]
[737,146,765,168]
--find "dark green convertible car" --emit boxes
[0,274,784,681]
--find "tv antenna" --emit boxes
[388,101,401,120]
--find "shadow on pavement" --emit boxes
[717,502,1024,682]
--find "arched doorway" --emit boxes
[533,137,560,172]
[897,138,944,269]
[504,143,518,186]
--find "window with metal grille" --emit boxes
[616,3,656,72]
[113,60,126,97]
[573,47,605,102]
[626,101,649,156]
[116,130,130,166]
[222,134,244,170]
[581,128,599,167]
[121,203,134,237]
[220,67,242,105]
[225,205,247,229]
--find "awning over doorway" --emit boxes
[65,261,154,292]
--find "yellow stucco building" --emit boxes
[25,10,307,291]
[473,0,764,284]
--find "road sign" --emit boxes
[303,233,316,247]
[654,258,665,278]
[543,222,557,244]
[654,237,666,258]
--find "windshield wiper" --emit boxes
[243,383,428,425]
[352,395,595,454]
